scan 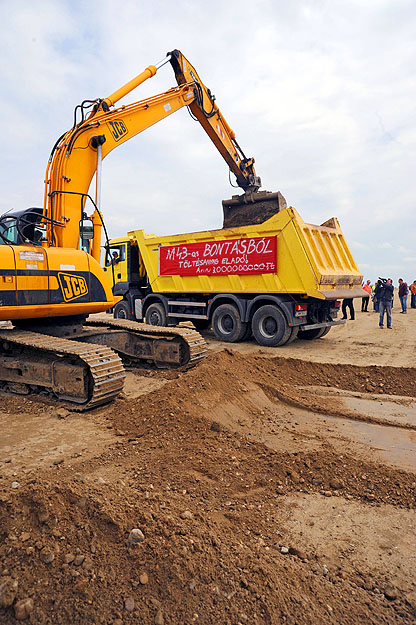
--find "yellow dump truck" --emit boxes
[104,206,363,347]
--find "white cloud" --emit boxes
[378,242,393,249]
[351,241,368,250]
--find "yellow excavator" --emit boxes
[0,50,266,409]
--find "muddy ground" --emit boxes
[0,306,415,624]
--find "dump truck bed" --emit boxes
[128,207,363,299]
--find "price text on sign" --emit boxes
[159,236,277,276]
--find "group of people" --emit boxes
[341,278,416,329]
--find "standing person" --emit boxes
[361,279,372,312]
[410,280,416,309]
[342,297,355,320]
[373,280,382,312]
[378,279,394,329]
[398,278,408,313]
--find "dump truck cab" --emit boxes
[103,237,139,319]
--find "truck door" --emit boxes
[104,242,129,290]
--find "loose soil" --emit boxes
[1,307,415,624]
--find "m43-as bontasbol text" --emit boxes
[159,236,277,276]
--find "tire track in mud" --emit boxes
[254,355,416,398]
[257,382,416,431]
[243,354,416,430]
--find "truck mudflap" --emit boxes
[299,320,346,331]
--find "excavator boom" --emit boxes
[44,49,263,257]
[44,82,196,253]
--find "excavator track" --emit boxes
[83,318,207,369]
[0,329,125,410]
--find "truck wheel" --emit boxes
[320,326,331,337]
[285,325,299,344]
[192,319,211,331]
[252,305,291,347]
[145,303,167,326]
[113,300,132,320]
[212,304,248,342]
[298,327,326,340]
[240,324,253,341]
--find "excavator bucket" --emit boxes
[222,190,287,228]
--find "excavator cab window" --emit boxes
[0,216,18,245]
[0,207,44,245]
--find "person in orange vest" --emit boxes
[411,280,416,309]
[361,279,372,312]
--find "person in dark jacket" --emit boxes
[377,279,394,328]
[398,278,408,313]
[373,279,382,312]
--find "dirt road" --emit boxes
[0,306,415,624]
[207,304,415,367]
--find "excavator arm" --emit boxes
[44,49,262,258]
[167,50,261,193]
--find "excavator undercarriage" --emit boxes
[0,318,206,409]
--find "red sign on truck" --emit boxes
[159,236,277,276]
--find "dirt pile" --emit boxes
[0,351,415,624]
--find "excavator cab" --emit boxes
[0,207,45,245]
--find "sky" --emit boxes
[0,0,415,283]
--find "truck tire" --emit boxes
[251,305,291,347]
[212,304,248,342]
[298,327,327,340]
[285,325,299,344]
[192,319,211,331]
[240,324,253,341]
[145,303,167,326]
[113,300,132,320]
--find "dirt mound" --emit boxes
[110,350,416,433]
[1,351,415,624]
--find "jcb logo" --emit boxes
[106,120,128,142]
[58,273,88,302]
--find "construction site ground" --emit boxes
[1,306,415,624]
